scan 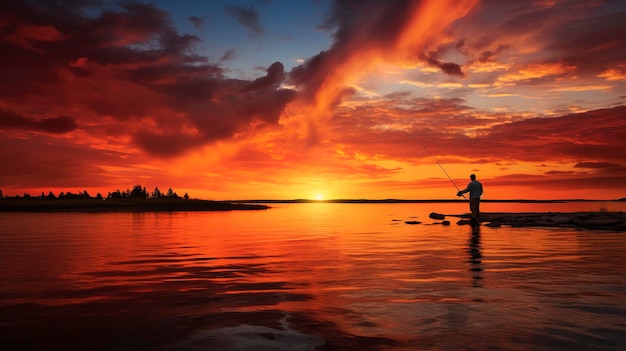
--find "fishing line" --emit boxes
[398,129,467,201]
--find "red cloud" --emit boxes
[0,110,77,134]
[574,162,621,169]
[0,1,295,157]
[481,106,626,162]
[326,98,626,173]
[0,134,128,189]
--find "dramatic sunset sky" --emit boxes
[1,0,625,200]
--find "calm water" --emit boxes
[1,202,625,351]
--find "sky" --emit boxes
[1,0,625,200]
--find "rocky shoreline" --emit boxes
[427,212,626,231]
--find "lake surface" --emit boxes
[1,202,625,350]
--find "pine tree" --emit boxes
[152,187,162,198]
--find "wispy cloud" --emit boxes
[225,4,264,37]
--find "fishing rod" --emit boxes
[398,129,467,201]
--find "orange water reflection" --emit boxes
[1,202,626,350]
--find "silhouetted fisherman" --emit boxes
[457,174,483,221]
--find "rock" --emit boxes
[429,212,446,220]
[535,220,557,227]
[550,215,572,224]
[510,216,537,227]
[485,222,501,227]
[405,221,421,225]
[432,220,451,225]
[585,218,624,226]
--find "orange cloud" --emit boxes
[500,62,577,82]
[598,68,626,82]
[288,0,479,143]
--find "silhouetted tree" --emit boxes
[0,189,3,199]
[183,192,189,200]
[96,193,103,200]
[48,191,56,199]
[152,187,162,198]
[166,188,180,198]
[130,185,147,198]
[108,189,123,199]
[82,190,90,198]
[24,193,31,198]
[59,191,65,198]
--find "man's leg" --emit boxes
[474,199,480,220]
[470,199,480,220]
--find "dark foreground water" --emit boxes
[1,202,625,350]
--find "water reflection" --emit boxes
[3,204,626,351]
[467,223,483,287]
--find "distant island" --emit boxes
[0,197,269,212]
[0,185,268,212]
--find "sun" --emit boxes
[314,193,324,201]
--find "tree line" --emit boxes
[0,185,189,200]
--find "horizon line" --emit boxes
[227,198,626,203]
[3,196,624,203]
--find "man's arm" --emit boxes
[459,183,470,193]
[457,184,469,196]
